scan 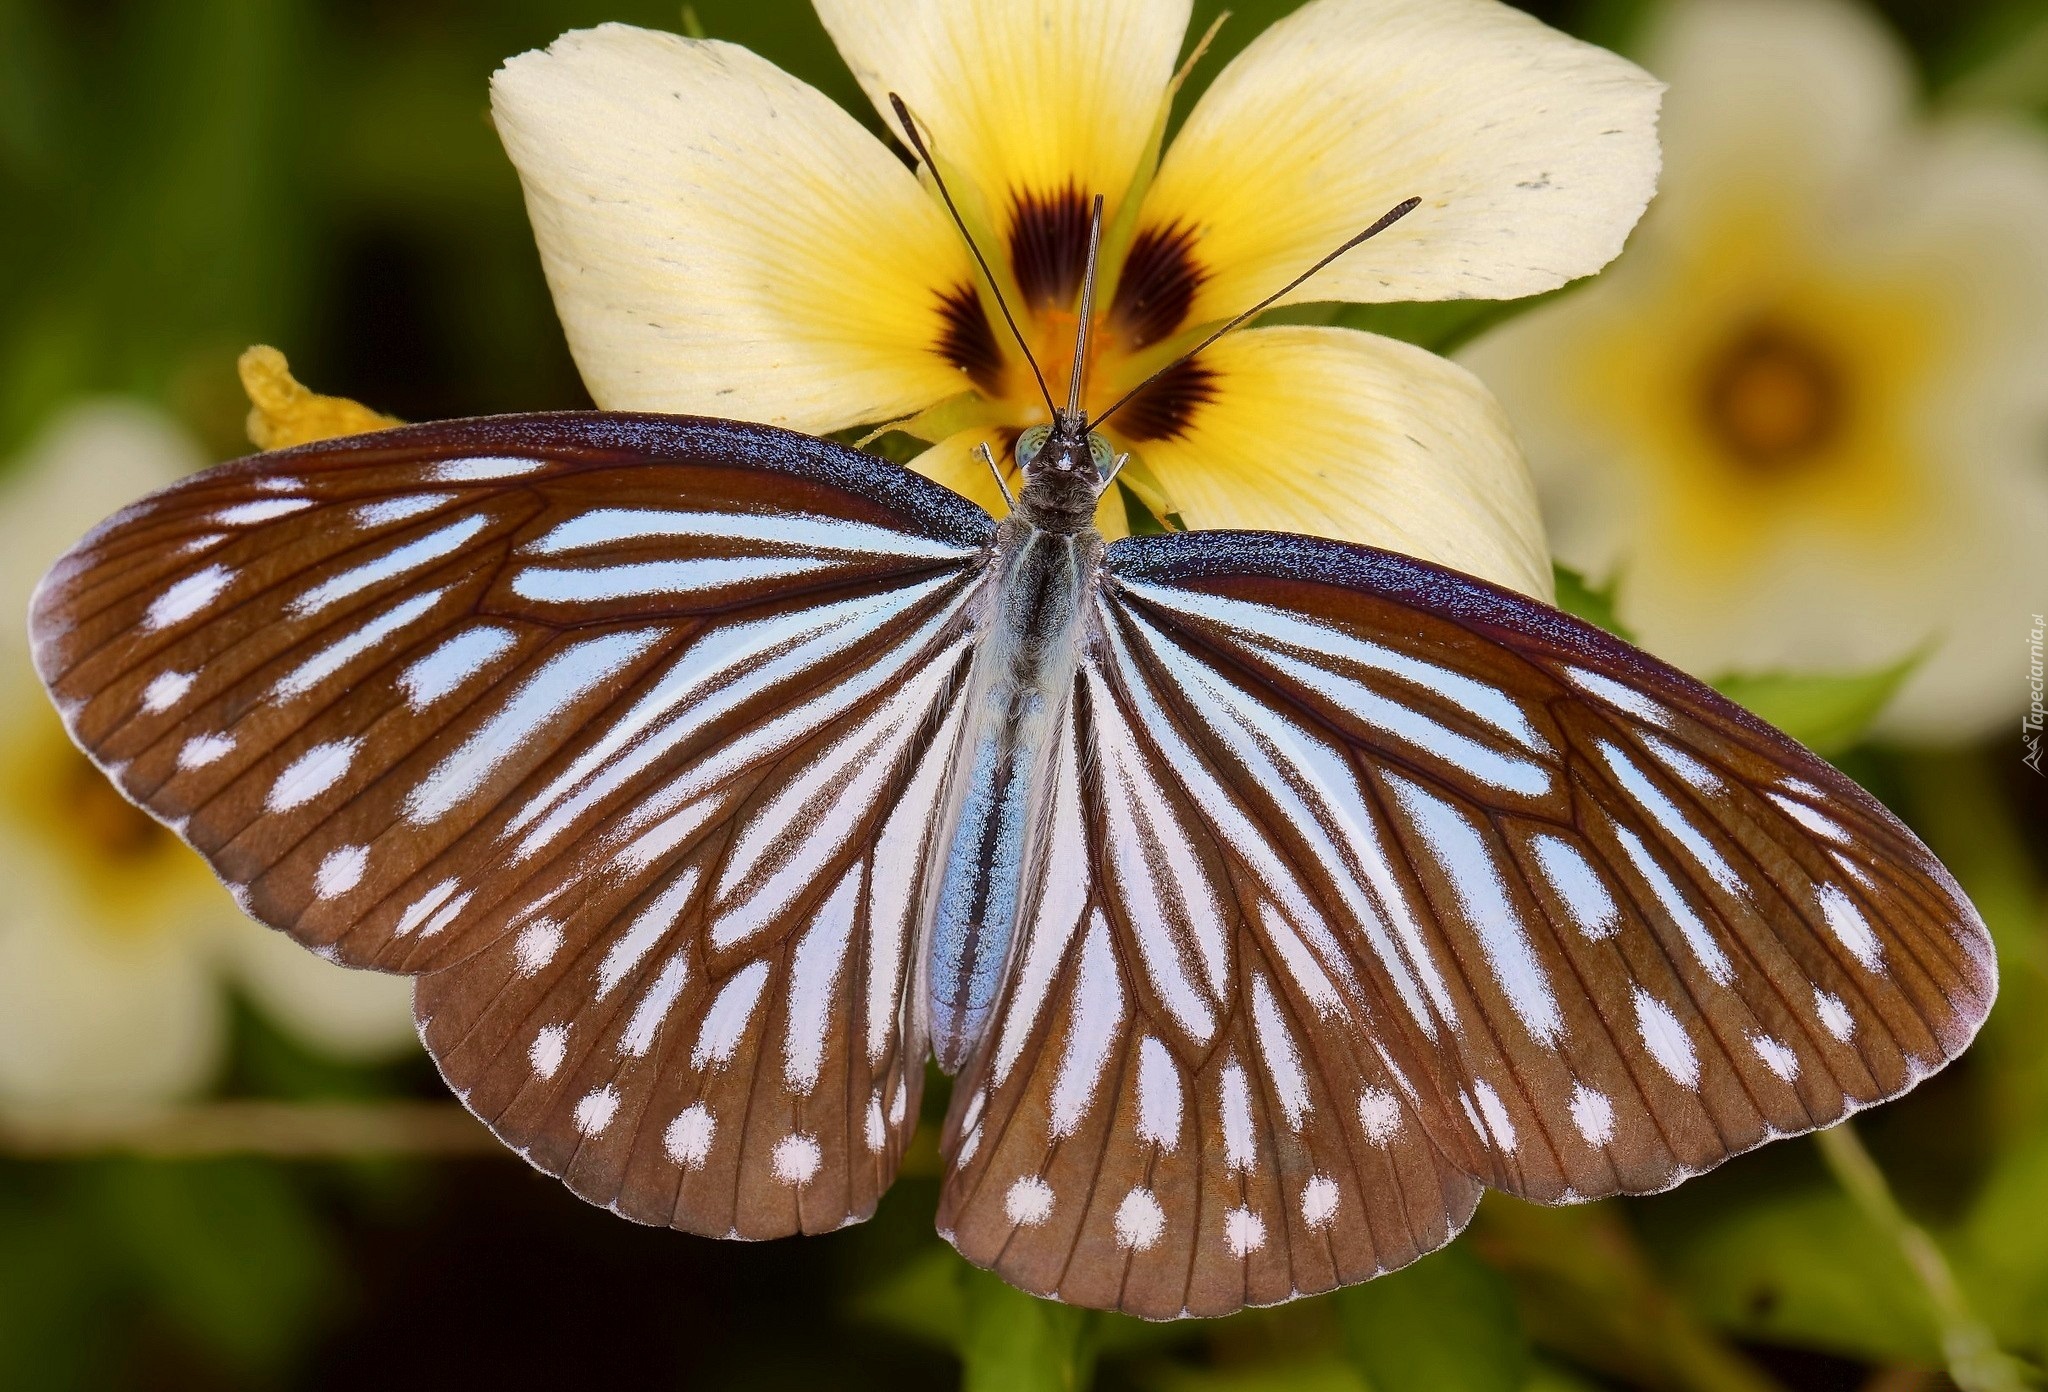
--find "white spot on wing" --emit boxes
[529,1023,568,1079]
[664,1104,714,1168]
[214,498,313,525]
[398,626,518,710]
[290,515,490,617]
[1815,883,1884,971]
[275,590,443,700]
[692,961,770,1069]
[1566,666,1671,725]
[1569,1083,1614,1146]
[1250,974,1312,1130]
[144,565,233,631]
[1220,1059,1256,1174]
[1633,988,1700,1088]
[771,1132,820,1185]
[1529,834,1619,940]
[514,919,565,976]
[1135,1037,1183,1152]
[315,845,368,899]
[597,866,701,999]
[141,671,194,713]
[783,866,859,1093]
[1358,1088,1402,1144]
[267,738,360,812]
[1224,1206,1266,1257]
[574,1085,620,1135]
[1610,823,1735,986]
[1004,1176,1054,1227]
[1115,1187,1165,1251]
[620,953,691,1058]
[1301,1176,1340,1230]
[1473,1080,1518,1154]
[1048,911,1125,1139]
[1814,989,1856,1042]
[864,1092,886,1153]
[1751,1033,1801,1082]
[176,733,235,769]
[429,455,539,481]
[354,493,456,527]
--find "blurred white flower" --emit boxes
[1462,0,2048,740]
[0,402,417,1118]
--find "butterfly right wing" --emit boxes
[31,412,996,1236]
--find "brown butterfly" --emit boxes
[29,181,1991,1321]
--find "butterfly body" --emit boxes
[30,410,1993,1318]
[927,511,1100,1072]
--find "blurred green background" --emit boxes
[3,0,2047,1388]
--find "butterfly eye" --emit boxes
[1015,425,1052,468]
[1088,433,1114,480]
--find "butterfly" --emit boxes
[29,172,1992,1323]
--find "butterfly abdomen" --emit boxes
[925,522,1100,1072]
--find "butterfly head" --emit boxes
[1012,416,1120,532]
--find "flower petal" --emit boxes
[814,0,1189,222]
[1647,0,1913,231]
[1134,326,1551,596]
[225,921,420,1060]
[492,24,973,432]
[1141,0,1662,318]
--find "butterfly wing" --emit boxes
[31,412,995,1236]
[939,529,1992,1317]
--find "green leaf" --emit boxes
[84,1158,339,1378]
[1550,564,1636,643]
[1653,1181,1941,1366]
[958,1265,1100,1392]
[1336,1243,1528,1392]
[1710,655,1919,756]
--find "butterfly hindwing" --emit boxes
[31,412,996,1236]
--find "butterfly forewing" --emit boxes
[937,530,1991,1314]
[31,413,996,1236]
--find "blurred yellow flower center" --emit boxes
[1699,321,1844,471]
[0,696,195,931]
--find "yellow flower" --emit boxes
[1461,0,2048,737]
[0,403,417,1118]
[489,0,1663,596]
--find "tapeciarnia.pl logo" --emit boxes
[2027,613,2045,776]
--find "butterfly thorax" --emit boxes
[923,509,1101,1072]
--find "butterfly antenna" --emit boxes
[1091,196,1422,430]
[889,93,1057,419]
[1065,195,1105,427]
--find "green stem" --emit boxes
[1815,1122,2028,1392]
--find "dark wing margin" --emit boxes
[29,411,995,1237]
[935,528,1990,1319]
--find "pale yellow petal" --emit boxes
[1142,0,1662,317]
[1647,0,1913,233]
[492,25,974,432]
[1136,327,1551,597]
[907,429,1014,519]
[814,0,1189,220]
[225,922,420,1061]
[1,402,201,626]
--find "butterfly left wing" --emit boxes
[31,412,996,1236]
[939,529,1993,1319]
